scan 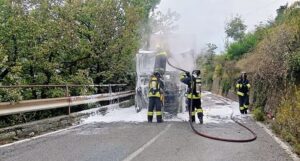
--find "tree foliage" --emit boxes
[226,33,258,60]
[225,16,247,41]
[196,43,217,89]
[0,0,160,102]
[142,8,179,49]
[150,9,180,35]
[0,0,161,127]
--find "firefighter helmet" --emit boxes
[153,71,161,78]
[192,70,201,77]
[241,71,247,79]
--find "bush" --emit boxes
[294,144,300,155]
[253,107,265,121]
[273,87,300,155]
[226,33,258,60]
[221,75,231,96]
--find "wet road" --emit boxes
[0,93,297,161]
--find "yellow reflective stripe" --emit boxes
[237,91,244,96]
[148,92,160,97]
[148,95,160,97]
[236,84,242,88]
[196,79,201,83]
[244,105,248,109]
[180,75,185,80]
[156,111,162,115]
[147,112,153,116]
[187,94,201,99]
[197,109,203,113]
[191,111,196,116]
[158,51,167,55]
[246,84,251,88]
[240,106,244,110]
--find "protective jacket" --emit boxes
[148,76,164,98]
[180,74,201,99]
[236,79,250,96]
[147,75,164,123]
[154,51,167,75]
[236,78,251,114]
[180,72,203,123]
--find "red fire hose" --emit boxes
[188,111,257,142]
[167,59,257,142]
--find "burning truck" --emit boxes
[135,49,185,118]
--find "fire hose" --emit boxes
[167,59,257,142]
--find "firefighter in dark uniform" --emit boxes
[154,46,167,75]
[148,72,164,123]
[236,72,251,114]
[180,70,203,124]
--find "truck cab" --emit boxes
[135,50,184,118]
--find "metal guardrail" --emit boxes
[0,84,127,88]
[0,90,135,116]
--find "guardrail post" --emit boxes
[117,86,120,104]
[109,84,112,105]
[66,85,71,115]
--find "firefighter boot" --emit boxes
[244,105,248,114]
[197,109,204,124]
[190,116,195,122]
[157,115,163,123]
[148,115,153,123]
[198,116,203,124]
[240,107,245,114]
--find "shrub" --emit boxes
[274,87,300,155]
[294,144,300,155]
[253,107,265,121]
[226,33,258,60]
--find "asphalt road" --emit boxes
[0,93,297,161]
[0,121,295,161]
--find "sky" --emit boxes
[156,0,297,52]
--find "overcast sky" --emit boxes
[157,0,296,52]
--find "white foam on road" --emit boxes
[83,105,148,124]
[170,100,244,124]
[82,92,246,124]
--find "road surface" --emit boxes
[0,92,297,161]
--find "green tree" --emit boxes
[226,33,258,60]
[197,43,217,89]
[0,0,161,100]
[143,8,179,49]
[275,3,288,23]
[225,16,247,41]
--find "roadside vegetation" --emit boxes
[0,0,161,127]
[197,2,300,154]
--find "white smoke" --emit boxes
[149,33,197,72]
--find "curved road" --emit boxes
[0,93,298,161]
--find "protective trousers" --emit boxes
[148,97,162,123]
[239,94,249,114]
[187,98,203,123]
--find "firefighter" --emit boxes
[148,72,164,123]
[180,70,203,124]
[236,72,251,114]
[154,45,167,75]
